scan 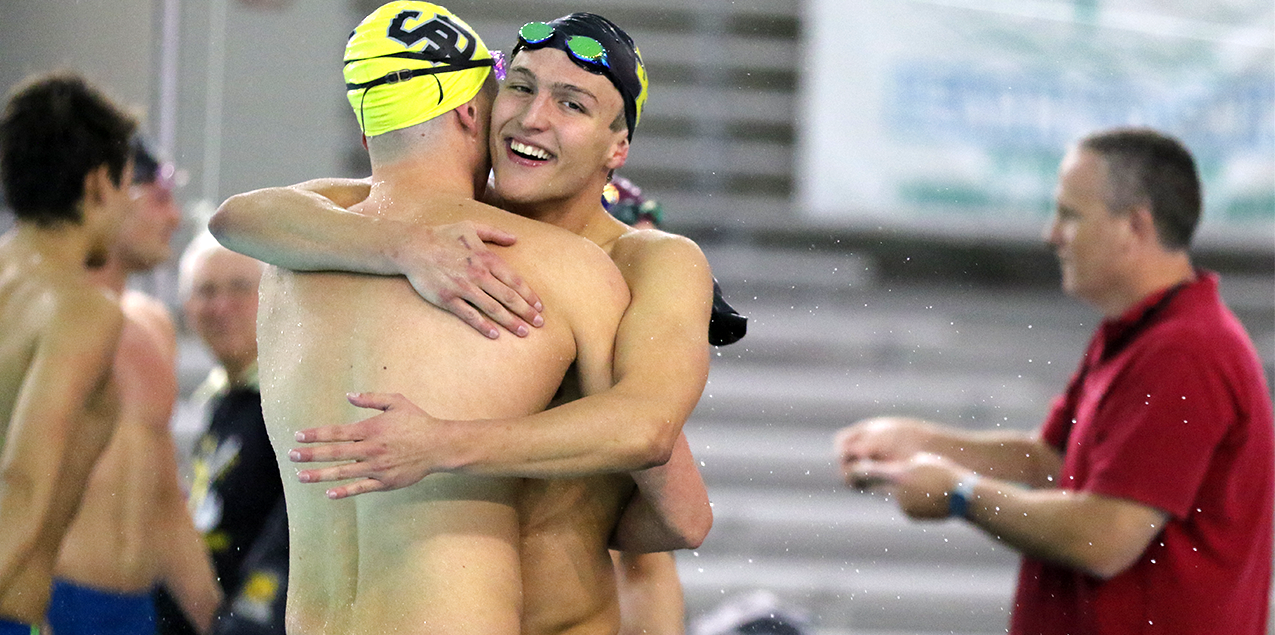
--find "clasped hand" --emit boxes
[836,417,966,520]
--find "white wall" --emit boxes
[0,0,355,220]
[0,0,154,120]
[171,0,354,212]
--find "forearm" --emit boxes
[454,388,685,478]
[0,477,49,589]
[963,479,1159,579]
[611,434,712,552]
[613,551,686,635]
[158,507,220,634]
[211,186,404,274]
[922,426,1059,488]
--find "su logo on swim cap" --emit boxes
[344,1,493,137]
[386,11,477,61]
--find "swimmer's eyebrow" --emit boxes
[506,66,601,104]
[552,82,599,103]
[507,66,536,82]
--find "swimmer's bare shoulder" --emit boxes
[403,196,631,319]
[0,265,123,438]
[119,290,178,374]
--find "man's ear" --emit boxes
[81,164,112,207]
[1127,204,1160,246]
[605,135,630,171]
[455,99,482,141]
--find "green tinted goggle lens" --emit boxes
[566,35,608,66]
[517,22,609,69]
[518,21,554,44]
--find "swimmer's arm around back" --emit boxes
[609,433,711,552]
[290,236,714,487]
[466,233,714,475]
[211,178,541,337]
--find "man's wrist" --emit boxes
[385,220,429,275]
[948,472,981,519]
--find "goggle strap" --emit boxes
[344,57,494,91]
[345,49,490,65]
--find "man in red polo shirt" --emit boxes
[836,127,1274,635]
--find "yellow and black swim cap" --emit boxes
[344,2,494,137]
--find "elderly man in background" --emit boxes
[154,232,286,635]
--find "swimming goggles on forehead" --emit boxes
[516,21,610,71]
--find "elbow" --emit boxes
[209,191,267,252]
[681,504,713,550]
[1081,547,1144,581]
[647,502,712,552]
[667,490,714,551]
[1069,504,1161,580]
[1062,530,1148,580]
[628,418,680,470]
[1084,560,1131,581]
[207,196,239,245]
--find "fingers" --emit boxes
[295,420,368,444]
[295,393,402,443]
[289,442,364,463]
[848,470,896,491]
[459,254,542,336]
[471,223,518,247]
[481,254,543,322]
[345,391,399,412]
[455,224,542,331]
[295,460,368,484]
[434,278,530,339]
[325,479,390,499]
[834,426,862,461]
[443,297,501,339]
[843,459,901,491]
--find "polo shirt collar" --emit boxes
[1095,270,1212,360]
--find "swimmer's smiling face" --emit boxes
[489,47,629,210]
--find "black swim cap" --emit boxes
[513,13,648,140]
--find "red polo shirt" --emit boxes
[1011,272,1274,635]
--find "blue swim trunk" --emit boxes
[0,617,38,635]
[47,579,155,635]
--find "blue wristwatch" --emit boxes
[949,474,980,519]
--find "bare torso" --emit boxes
[519,469,635,635]
[0,239,120,622]
[54,291,182,590]
[259,199,627,635]
[519,228,681,635]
